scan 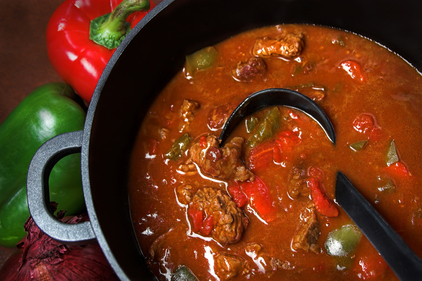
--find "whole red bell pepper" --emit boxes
[47,0,155,103]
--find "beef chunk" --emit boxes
[180,99,200,131]
[215,253,250,280]
[176,184,194,205]
[291,203,320,253]
[270,258,294,271]
[288,166,309,198]
[178,162,197,176]
[208,104,231,130]
[148,225,188,274]
[232,57,267,82]
[252,32,305,59]
[188,135,254,182]
[190,187,249,244]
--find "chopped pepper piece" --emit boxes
[340,60,365,82]
[172,265,199,281]
[378,179,396,192]
[165,133,192,160]
[349,140,368,152]
[245,116,259,133]
[386,139,399,166]
[247,107,281,148]
[247,140,276,171]
[228,184,248,208]
[184,46,219,78]
[240,176,277,222]
[386,162,410,177]
[325,224,362,257]
[307,177,338,217]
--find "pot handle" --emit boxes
[27,130,96,244]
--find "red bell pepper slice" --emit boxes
[307,166,324,181]
[352,113,382,141]
[187,206,204,232]
[200,216,214,236]
[47,0,155,103]
[352,240,389,279]
[248,140,276,171]
[386,161,410,177]
[307,177,338,217]
[188,205,215,235]
[340,60,365,82]
[274,130,301,162]
[240,176,277,222]
[248,130,301,169]
[272,145,284,163]
[200,136,207,148]
[276,130,301,149]
[353,113,376,134]
[354,254,388,279]
[228,184,249,208]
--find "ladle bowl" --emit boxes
[218,88,335,146]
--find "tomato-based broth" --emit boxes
[128,25,422,280]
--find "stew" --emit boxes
[129,24,422,280]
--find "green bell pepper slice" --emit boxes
[165,133,192,160]
[247,107,281,148]
[0,83,86,247]
[325,224,362,257]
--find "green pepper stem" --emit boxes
[89,0,150,49]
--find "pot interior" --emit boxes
[83,0,422,279]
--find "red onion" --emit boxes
[0,206,119,281]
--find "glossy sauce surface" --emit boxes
[129,25,422,280]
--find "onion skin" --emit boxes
[0,206,119,281]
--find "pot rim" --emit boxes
[80,1,173,279]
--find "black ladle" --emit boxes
[219,88,336,146]
[219,88,422,280]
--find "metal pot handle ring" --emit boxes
[27,130,96,244]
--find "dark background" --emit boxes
[0,0,63,125]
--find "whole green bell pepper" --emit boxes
[0,83,86,247]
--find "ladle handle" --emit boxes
[27,130,96,244]
[336,172,422,280]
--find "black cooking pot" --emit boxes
[27,0,422,280]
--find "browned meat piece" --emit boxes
[291,203,320,253]
[245,242,262,255]
[179,99,200,131]
[270,258,294,271]
[232,57,267,82]
[288,166,309,198]
[149,225,187,260]
[188,135,254,182]
[208,104,231,130]
[176,184,194,205]
[190,187,249,244]
[180,99,200,122]
[215,253,250,280]
[252,32,305,59]
[177,162,197,175]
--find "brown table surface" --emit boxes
[0,0,65,269]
